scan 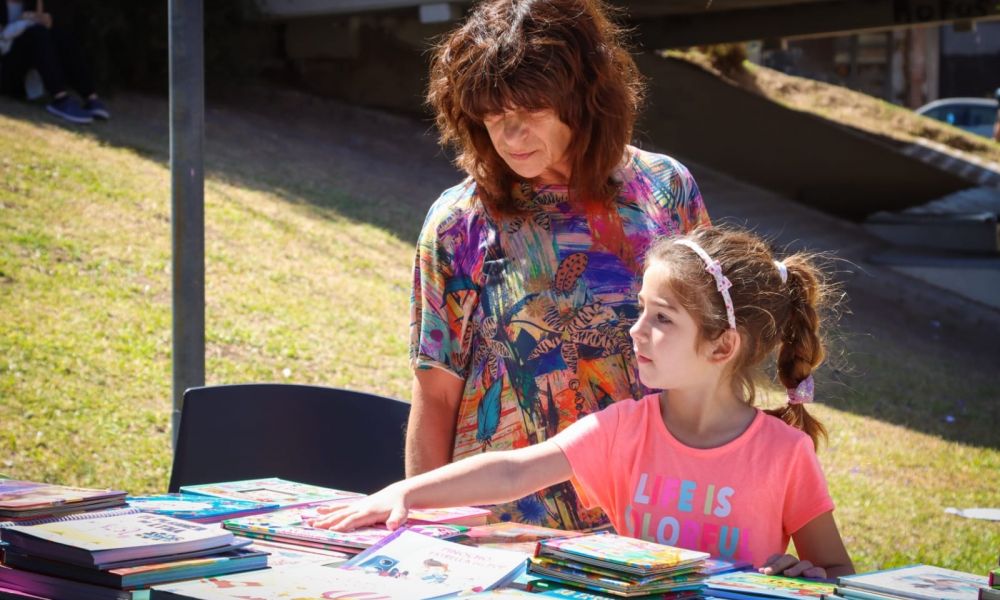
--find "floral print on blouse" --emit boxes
[410,147,710,530]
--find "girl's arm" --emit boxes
[759,511,854,579]
[309,440,573,531]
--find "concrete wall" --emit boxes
[635,54,970,220]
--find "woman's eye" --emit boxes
[656,313,671,324]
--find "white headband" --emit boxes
[673,239,736,330]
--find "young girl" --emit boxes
[311,227,854,579]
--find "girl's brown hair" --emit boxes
[426,0,644,213]
[646,227,838,448]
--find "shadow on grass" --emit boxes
[2,90,460,247]
[5,92,998,451]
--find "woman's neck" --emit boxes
[658,384,756,449]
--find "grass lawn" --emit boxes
[1,95,997,575]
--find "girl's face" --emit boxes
[483,108,573,185]
[629,260,714,391]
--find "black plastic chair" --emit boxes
[168,384,410,495]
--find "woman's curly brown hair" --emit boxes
[427,0,645,213]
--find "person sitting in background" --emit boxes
[0,0,109,124]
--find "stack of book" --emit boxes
[0,479,128,524]
[527,532,713,598]
[0,511,266,599]
[834,565,990,600]
[703,571,835,600]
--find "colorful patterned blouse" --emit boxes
[410,147,710,530]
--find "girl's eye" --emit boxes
[657,313,672,324]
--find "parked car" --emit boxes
[915,97,998,139]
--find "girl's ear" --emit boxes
[707,328,740,364]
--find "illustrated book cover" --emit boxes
[536,533,709,576]
[223,504,466,551]
[126,493,278,523]
[179,478,361,508]
[148,563,460,600]
[0,512,235,567]
[838,565,988,600]
[704,571,836,600]
[343,528,529,594]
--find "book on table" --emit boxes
[342,528,530,594]
[535,533,710,577]
[703,572,836,600]
[0,479,127,520]
[149,562,500,600]
[222,503,466,554]
[0,566,141,600]
[246,538,351,567]
[1,546,267,590]
[125,493,278,523]
[179,477,362,508]
[837,565,989,600]
[461,522,585,545]
[0,512,235,568]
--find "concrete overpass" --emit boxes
[257,0,1000,47]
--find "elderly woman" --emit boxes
[408,0,710,530]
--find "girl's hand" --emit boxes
[306,485,411,531]
[759,554,827,579]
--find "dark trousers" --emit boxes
[0,23,94,99]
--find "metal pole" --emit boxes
[169,0,205,449]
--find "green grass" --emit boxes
[1,99,998,575]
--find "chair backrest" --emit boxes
[168,384,410,495]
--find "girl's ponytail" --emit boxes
[764,254,828,449]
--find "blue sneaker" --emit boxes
[83,98,110,120]
[46,96,92,124]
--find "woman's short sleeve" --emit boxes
[676,161,711,233]
[409,197,479,380]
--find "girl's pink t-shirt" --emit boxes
[551,394,834,567]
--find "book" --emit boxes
[461,522,585,545]
[2,546,267,590]
[528,556,705,597]
[704,572,836,600]
[222,504,466,552]
[0,565,138,600]
[179,477,362,508]
[75,538,253,571]
[148,563,460,600]
[406,505,492,526]
[343,528,529,594]
[838,565,989,600]
[126,493,278,523]
[0,512,235,568]
[529,577,704,599]
[536,533,710,576]
[980,588,1000,600]
[0,480,127,519]
[0,506,142,529]
[246,538,351,567]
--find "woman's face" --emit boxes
[483,108,573,185]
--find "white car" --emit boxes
[915,97,997,139]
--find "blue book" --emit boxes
[126,494,279,523]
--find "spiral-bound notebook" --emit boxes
[0,506,141,529]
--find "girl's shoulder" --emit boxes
[757,411,816,452]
